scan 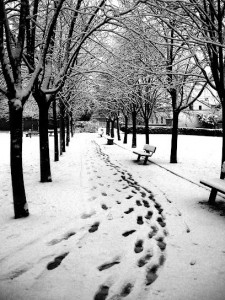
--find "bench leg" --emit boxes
[209,188,217,204]
[137,155,141,161]
[143,156,148,165]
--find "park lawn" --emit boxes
[0,131,225,300]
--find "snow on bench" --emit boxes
[200,162,225,204]
[133,144,156,165]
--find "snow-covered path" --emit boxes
[0,132,225,300]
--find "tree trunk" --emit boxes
[123,115,128,144]
[116,117,121,140]
[70,112,74,137]
[144,118,149,144]
[60,101,66,154]
[111,119,115,138]
[9,100,29,218]
[170,110,179,163]
[66,113,70,147]
[53,97,59,162]
[106,119,110,135]
[221,103,225,178]
[39,103,52,182]
[132,111,137,148]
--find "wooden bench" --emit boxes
[106,136,114,145]
[200,162,225,204]
[133,144,156,165]
[25,130,39,137]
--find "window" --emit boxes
[161,117,164,124]
[199,105,202,110]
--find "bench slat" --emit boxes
[200,178,225,194]
[133,144,156,164]
[133,150,154,157]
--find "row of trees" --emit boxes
[94,2,207,162]
[0,0,143,218]
[1,0,225,218]
[93,0,224,169]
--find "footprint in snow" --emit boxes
[122,230,136,237]
[145,265,158,286]
[89,222,100,233]
[94,285,109,299]
[120,283,133,297]
[148,225,158,238]
[124,208,134,214]
[143,200,150,208]
[145,211,153,220]
[81,211,95,219]
[101,204,108,210]
[98,260,120,271]
[137,216,144,225]
[157,216,166,227]
[48,231,76,245]
[47,252,69,270]
[137,253,153,267]
[155,237,167,251]
[134,240,144,253]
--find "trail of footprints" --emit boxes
[43,140,167,300]
[91,141,167,299]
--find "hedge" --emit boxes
[120,126,223,137]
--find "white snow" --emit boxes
[0,131,225,300]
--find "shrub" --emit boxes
[120,126,222,137]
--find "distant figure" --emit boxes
[98,128,104,137]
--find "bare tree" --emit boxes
[0,0,63,217]
[0,0,144,217]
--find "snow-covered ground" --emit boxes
[0,131,225,300]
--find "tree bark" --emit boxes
[70,112,74,137]
[66,113,70,147]
[111,119,115,138]
[116,117,121,140]
[132,111,137,148]
[170,110,179,163]
[9,100,29,218]
[106,119,110,135]
[144,118,149,144]
[53,97,59,161]
[221,103,225,179]
[39,102,52,182]
[123,115,128,144]
[60,101,66,154]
